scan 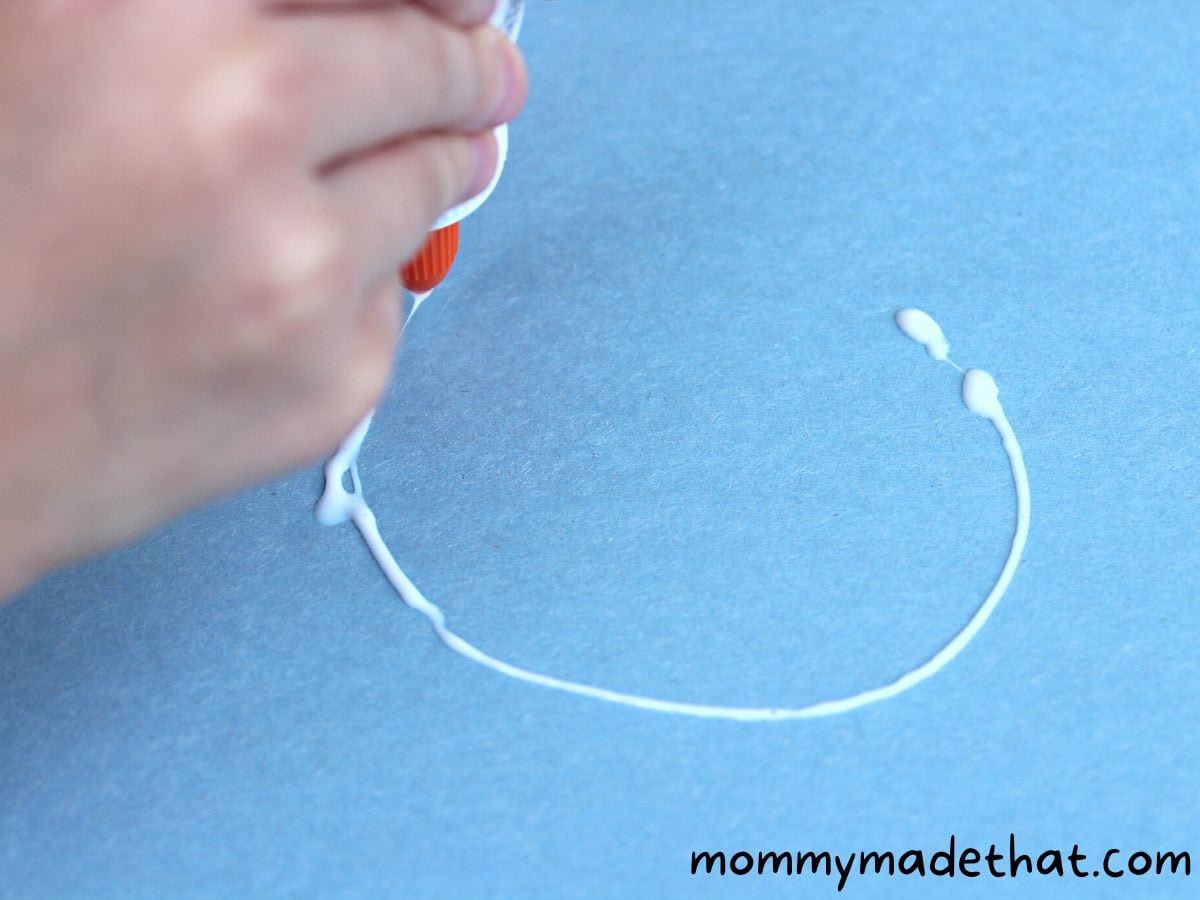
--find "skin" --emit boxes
[0,0,528,598]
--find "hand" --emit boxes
[0,0,527,596]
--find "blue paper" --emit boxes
[3,1,1199,896]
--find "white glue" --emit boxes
[316,308,1030,720]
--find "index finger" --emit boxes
[277,8,526,164]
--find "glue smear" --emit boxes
[317,309,1030,720]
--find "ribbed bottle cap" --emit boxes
[400,222,461,293]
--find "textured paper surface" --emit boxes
[3,1,1199,896]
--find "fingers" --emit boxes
[273,4,526,164]
[325,129,499,281]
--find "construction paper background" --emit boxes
[3,1,1199,896]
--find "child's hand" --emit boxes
[0,1,527,596]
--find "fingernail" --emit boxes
[486,34,526,127]
[464,131,499,201]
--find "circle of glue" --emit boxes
[316,309,1031,720]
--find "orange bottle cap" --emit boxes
[400,222,461,293]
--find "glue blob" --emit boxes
[316,308,1031,720]
[962,368,1001,419]
[895,308,950,361]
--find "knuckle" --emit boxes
[230,212,354,352]
[185,38,307,172]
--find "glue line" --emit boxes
[317,308,1029,719]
